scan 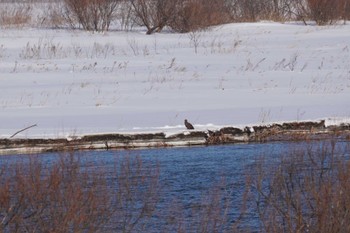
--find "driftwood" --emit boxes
[10,124,37,138]
[1,120,349,155]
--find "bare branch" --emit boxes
[9,124,37,139]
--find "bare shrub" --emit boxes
[226,0,350,23]
[169,0,232,33]
[345,0,350,20]
[130,0,176,34]
[229,0,295,22]
[259,0,297,21]
[290,0,310,23]
[1,140,349,232]
[306,0,346,25]
[39,2,70,29]
[0,153,160,232]
[0,151,249,232]
[0,154,110,232]
[0,2,32,27]
[63,0,121,31]
[233,0,261,22]
[162,178,248,232]
[129,0,233,34]
[291,0,350,25]
[251,141,350,232]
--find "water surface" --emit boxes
[1,140,349,231]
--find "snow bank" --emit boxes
[1,22,350,138]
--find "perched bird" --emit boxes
[184,119,194,130]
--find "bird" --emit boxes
[184,119,194,130]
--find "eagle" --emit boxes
[184,119,194,130]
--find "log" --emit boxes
[10,124,37,139]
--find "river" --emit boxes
[1,140,349,232]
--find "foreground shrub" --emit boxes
[231,0,295,22]
[4,0,350,31]
[130,0,233,34]
[0,153,160,232]
[0,152,246,232]
[250,141,350,232]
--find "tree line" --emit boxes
[1,0,349,32]
[54,0,350,32]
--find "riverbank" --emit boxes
[1,120,349,155]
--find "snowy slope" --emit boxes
[1,22,350,138]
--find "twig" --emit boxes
[10,124,37,139]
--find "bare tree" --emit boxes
[306,0,346,25]
[169,0,233,33]
[63,0,121,31]
[130,0,176,34]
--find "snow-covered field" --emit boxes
[1,22,350,138]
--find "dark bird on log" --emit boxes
[184,119,194,130]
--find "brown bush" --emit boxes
[306,0,346,25]
[130,0,232,34]
[0,151,249,232]
[250,141,350,232]
[63,0,121,31]
[39,2,69,29]
[0,2,32,27]
[228,0,295,22]
[130,0,176,34]
[345,0,350,19]
[0,153,160,232]
[169,0,232,33]
[0,155,107,232]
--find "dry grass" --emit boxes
[0,2,32,28]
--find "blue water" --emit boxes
[1,140,349,231]
[0,142,286,193]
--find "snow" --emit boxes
[1,22,350,139]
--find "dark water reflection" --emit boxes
[1,140,349,232]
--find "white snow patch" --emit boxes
[325,117,350,127]
[1,22,350,138]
